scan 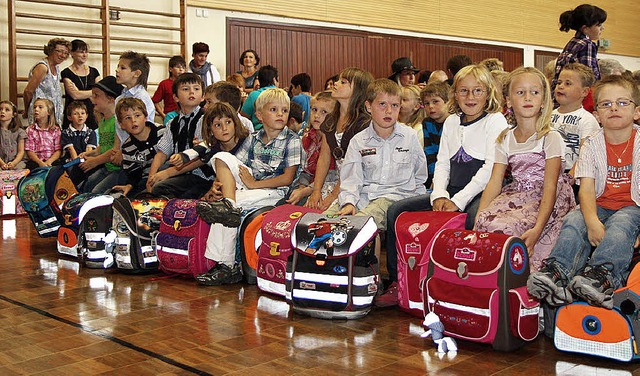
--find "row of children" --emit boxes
[5,45,639,309]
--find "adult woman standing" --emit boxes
[237,49,260,93]
[23,38,71,126]
[61,39,101,129]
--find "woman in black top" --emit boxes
[61,39,101,129]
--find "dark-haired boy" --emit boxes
[153,55,186,125]
[290,72,312,123]
[147,73,212,198]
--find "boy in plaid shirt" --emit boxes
[196,88,303,286]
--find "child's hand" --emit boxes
[110,150,123,166]
[520,227,543,255]
[5,162,13,170]
[337,203,356,216]
[433,198,459,212]
[112,185,131,196]
[586,220,606,247]
[80,156,98,172]
[285,187,308,205]
[304,191,322,209]
[238,165,256,188]
[168,154,184,168]
[201,181,224,202]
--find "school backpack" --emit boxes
[111,194,167,273]
[18,166,78,237]
[57,192,99,258]
[286,213,380,319]
[425,229,539,351]
[156,198,214,277]
[0,169,29,216]
[78,194,117,268]
[395,211,467,317]
[256,204,321,296]
[554,263,640,362]
[239,206,275,284]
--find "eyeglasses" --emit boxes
[456,88,486,97]
[596,99,636,110]
[54,49,69,56]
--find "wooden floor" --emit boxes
[1,216,639,375]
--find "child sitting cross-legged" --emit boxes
[195,88,303,285]
[527,75,640,309]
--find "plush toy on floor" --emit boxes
[421,312,458,353]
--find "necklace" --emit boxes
[73,64,88,89]
[609,136,632,164]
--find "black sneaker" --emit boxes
[196,199,242,227]
[527,258,573,306]
[569,263,615,309]
[195,263,243,286]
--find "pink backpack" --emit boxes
[425,229,539,351]
[257,204,320,296]
[157,199,214,277]
[395,211,466,317]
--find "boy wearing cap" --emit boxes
[80,76,128,193]
[389,57,420,87]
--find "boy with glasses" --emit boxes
[528,75,640,309]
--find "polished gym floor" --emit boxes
[0,216,638,375]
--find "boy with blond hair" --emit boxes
[528,75,640,309]
[552,62,600,178]
[196,88,303,285]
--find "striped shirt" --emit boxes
[121,122,167,187]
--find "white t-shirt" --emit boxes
[550,107,600,170]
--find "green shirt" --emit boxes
[98,115,120,172]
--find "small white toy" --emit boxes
[421,312,458,353]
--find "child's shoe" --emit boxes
[196,198,242,227]
[527,258,573,306]
[375,281,399,307]
[568,263,615,309]
[196,263,243,286]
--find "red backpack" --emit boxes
[425,229,539,351]
[157,199,214,277]
[256,204,321,296]
[395,211,466,317]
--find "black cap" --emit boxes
[388,57,420,80]
[91,76,124,98]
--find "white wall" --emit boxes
[186,7,640,79]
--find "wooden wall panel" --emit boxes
[227,19,523,94]
[193,0,639,57]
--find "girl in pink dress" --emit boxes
[475,67,576,271]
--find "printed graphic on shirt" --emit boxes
[360,148,376,157]
[606,164,632,189]
[551,113,582,163]
[451,146,473,163]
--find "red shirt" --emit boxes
[597,130,636,210]
[151,78,178,113]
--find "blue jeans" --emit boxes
[384,192,481,282]
[550,205,640,289]
[84,168,127,194]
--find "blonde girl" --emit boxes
[475,67,576,271]
[0,101,26,170]
[25,98,62,169]
[430,64,509,229]
[399,85,426,147]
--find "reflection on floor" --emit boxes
[0,216,637,375]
